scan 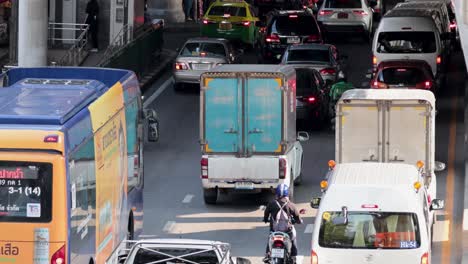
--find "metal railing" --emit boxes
[99,24,134,66]
[48,22,90,66]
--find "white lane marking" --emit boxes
[432,219,450,242]
[182,194,194,203]
[304,224,314,233]
[162,221,176,233]
[463,209,468,230]
[143,77,174,108]
[139,234,159,238]
[296,255,304,264]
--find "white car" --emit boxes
[317,0,375,42]
[119,239,251,264]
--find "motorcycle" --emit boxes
[264,208,306,264]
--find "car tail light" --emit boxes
[279,158,287,179]
[175,62,188,70]
[307,96,316,103]
[318,10,333,16]
[421,252,429,264]
[305,35,321,43]
[44,134,59,143]
[242,21,250,26]
[450,22,457,29]
[424,81,431,89]
[289,14,298,18]
[319,68,336,75]
[311,250,318,264]
[51,245,65,264]
[436,56,441,64]
[266,34,280,43]
[201,158,208,179]
[352,10,368,16]
[372,81,388,89]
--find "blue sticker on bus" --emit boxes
[400,241,418,248]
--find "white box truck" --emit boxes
[334,89,444,200]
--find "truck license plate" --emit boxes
[235,182,254,190]
[271,248,285,258]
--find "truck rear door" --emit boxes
[337,101,383,162]
[203,77,241,153]
[245,77,283,154]
[385,103,430,166]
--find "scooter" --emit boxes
[267,231,294,264]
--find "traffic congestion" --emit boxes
[0,0,464,264]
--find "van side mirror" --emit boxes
[310,197,321,209]
[434,161,446,172]
[297,131,309,142]
[430,199,445,211]
[145,108,160,142]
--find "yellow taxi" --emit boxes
[201,0,260,47]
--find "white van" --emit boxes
[372,9,450,78]
[310,163,445,264]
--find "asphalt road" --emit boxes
[141,28,466,264]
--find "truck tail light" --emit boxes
[51,245,65,264]
[311,250,318,264]
[421,252,429,264]
[279,158,287,179]
[436,56,441,64]
[266,34,280,43]
[201,158,208,179]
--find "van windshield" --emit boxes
[319,211,421,249]
[377,32,436,53]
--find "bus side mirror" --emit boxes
[430,199,445,211]
[145,108,159,142]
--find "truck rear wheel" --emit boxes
[203,188,218,204]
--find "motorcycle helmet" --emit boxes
[276,183,289,198]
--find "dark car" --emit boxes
[369,60,437,93]
[258,9,323,63]
[254,0,308,19]
[295,67,331,129]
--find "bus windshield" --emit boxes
[319,211,421,249]
[0,161,53,223]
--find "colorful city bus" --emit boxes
[0,67,157,264]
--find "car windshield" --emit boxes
[181,43,227,58]
[378,67,427,85]
[133,247,220,264]
[325,0,362,8]
[271,16,319,36]
[287,49,330,63]
[208,6,246,17]
[319,211,421,249]
[377,32,437,53]
[296,68,320,96]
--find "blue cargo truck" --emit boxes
[199,65,310,204]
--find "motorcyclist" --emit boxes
[329,72,354,119]
[263,184,303,263]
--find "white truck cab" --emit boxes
[309,162,445,264]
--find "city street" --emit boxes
[141,29,466,264]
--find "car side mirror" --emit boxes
[338,71,346,80]
[236,257,252,264]
[145,108,159,142]
[430,199,445,211]
[434,161,446,172]
[118,255,127,264]
[297,131,309,142]
[310,197,321,209]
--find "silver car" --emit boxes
[317,0,375,42]
[174,38,241,90]
[280,43,347,84]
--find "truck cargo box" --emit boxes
[200,65,297,156]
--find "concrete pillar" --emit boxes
[18,0,48,66]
